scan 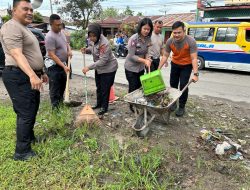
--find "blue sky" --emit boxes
[0,0,225,16]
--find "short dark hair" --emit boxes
[13,0,31,8]
[172,21,185,30]
[49,14,61,24]
[154,20,163,25]
[137,17,153,37]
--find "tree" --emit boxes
[33,11,43,23]
[137,12,143,16]
[70,29,86,49]
[1,15,11,23]
[58,0,103,29]
[123,6,134,16]
[99,7,119,20]
[120,21,137,37]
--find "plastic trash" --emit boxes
[200,129,212,141]
[135,97,147,105]
[215,141,232,155]
[230,152,243,160]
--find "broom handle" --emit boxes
[83,53,88,104]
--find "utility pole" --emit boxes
[49,0,53,14]
[159,5,170,16]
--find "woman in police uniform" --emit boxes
[124,18,153,112]
[81,23,118,115]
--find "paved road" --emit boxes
[71,50,250,103]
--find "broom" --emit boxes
[75,53,101,127]
[64,56,82,107]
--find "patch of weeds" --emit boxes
[84,138,98,152]
[196,155,206,170]
[36,101,73,138]
[0,102,188,189]
[168,147,183,163]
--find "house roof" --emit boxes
[97,17,122,28]
[98,17,122,24]
[42,16,50,23]
[121,15,163,23]
[96,13,195,29]
[158,13,195,27]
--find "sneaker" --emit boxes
[175,107,185,117]
[170,103,177,112]
[13,150,36,161]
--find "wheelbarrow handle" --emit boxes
[181,79,195,94]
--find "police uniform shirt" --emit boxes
[124,33,151,73]
[86,34,118,74]
[0,19,44,71]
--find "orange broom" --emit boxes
[75,53,100,127]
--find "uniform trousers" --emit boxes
[125,69,144,93]
[95,70,116,111]
[2,66,41,154]
[47,65,66,109]
[150,57,160,72]
[170,62,193,108]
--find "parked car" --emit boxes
[0,26,46,73]
[28,27,46,58]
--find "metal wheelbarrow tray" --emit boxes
[124,80,193,137]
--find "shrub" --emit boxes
[70,29,86,50]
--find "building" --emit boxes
[156,13,195,43]
[97,14,195,42]
[201,5,250,22]
[225,0,250,5]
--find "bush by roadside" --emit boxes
[70,30,86,50]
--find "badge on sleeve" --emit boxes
[99,44,106,55]
[130,40,136,47]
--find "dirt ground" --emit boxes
[1,74,250,189]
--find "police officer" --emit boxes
[0,0,48,161]
[81,23,118,115]
[148,20,165,71]
[124,18,153,112]
[45,14,71,110]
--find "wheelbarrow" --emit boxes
[124,79,194,137]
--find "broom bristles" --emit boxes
[75,104,101,126]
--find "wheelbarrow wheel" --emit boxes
[133,113,149,137]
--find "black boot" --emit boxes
[13,150,37,161]
[175,106,185,117]
[92,104,101,109]
[98,108,107,115]
[170,103,177,112]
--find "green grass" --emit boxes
[0,102,173,189]
[1,100,250,189]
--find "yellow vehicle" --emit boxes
[185,22,250,72]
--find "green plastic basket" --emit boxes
[140,70,166,96]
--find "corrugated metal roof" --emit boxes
[96,13,195,28]
[159,13,196,27]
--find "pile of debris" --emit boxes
[135,93,173,108]
[198,128,247,160]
